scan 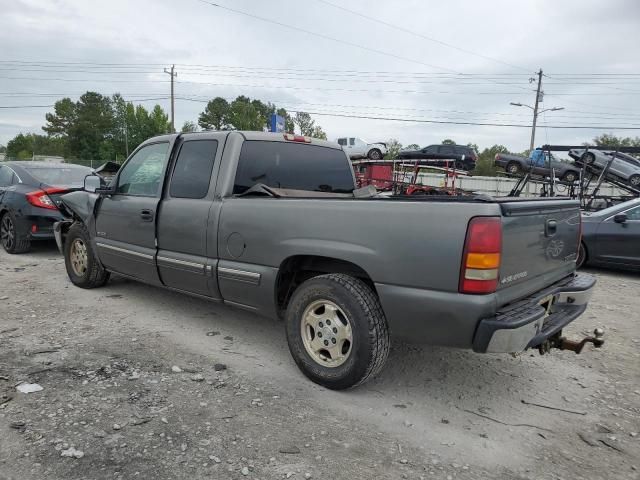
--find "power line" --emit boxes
[278,109,640,130]
[313,0,532,73]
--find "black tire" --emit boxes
[64,222,110,289]
[577,242,587,269]
[629,174,640,188]
[0,211,31,254]
[368,149,382,160]
[285,273,390,390]
[562,171,578,183]
[506,162,521,174]
[582,152,596,165]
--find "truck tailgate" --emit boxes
[497,199,581,301]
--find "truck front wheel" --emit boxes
[368,149,382,160]
[64,223,110,289]
[285,273,390,389]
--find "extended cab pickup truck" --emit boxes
[55,131,599,389]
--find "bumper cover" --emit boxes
[53,220,72,254]
[473,273,596,353]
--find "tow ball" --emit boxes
[538,328,605,355]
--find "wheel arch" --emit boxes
[275,254,377,314]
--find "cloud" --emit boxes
[1,0,639,151]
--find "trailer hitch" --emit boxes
[538,328,604,355]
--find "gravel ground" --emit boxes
[0,243,638,480]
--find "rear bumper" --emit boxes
[472,273,596,353]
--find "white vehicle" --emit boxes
[336,137,387,160]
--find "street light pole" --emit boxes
[530,69,543,152]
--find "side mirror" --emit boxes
[83,174,103,193]
[614,213,627,224]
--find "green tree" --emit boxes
[228,96,265,131]
[472,144,510,176]
[43,92,114,160]
[198,97,230,130]
[383,139,403,159]
[441,139,456,145]
[592,133,640,148]
[0,145,6,153]
[294,112,316,136]
[181,121,198,133]
[42,97,76,137]
[405,143,420,150]
[310,125,327,140]
[6,133,66,159]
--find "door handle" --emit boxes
[545,219,557,237]
[140,209,154,222]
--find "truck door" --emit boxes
[94,140,173,285]
[156,133,225,298]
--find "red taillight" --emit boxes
[26,187,66,210]
[284,133,312,143]
[459,217,502,294]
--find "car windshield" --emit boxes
[23,165,93,188]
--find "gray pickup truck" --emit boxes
[55,131,600,389]
[495,152,581,182]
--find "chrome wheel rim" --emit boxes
[1,216,14,250]
[70,239,88,276]
[300,300,353,368]
[631,176,640,187]
[507,164,519,173]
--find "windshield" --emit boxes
[23,165,94,188]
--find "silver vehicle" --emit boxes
[54,132,599,390]
[569,149,640,188]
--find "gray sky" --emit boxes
[2,0,640,152]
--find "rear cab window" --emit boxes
[233,141,354,194]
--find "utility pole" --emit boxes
[164,65,177,133]
[529,69,543,152]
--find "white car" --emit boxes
[336,137,387,160]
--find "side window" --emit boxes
[626,206,640,221]
[169,140,218,199]
[439,145,455,155]
[337,138,347,146]
[233,141,354,194]
[349,138,355,146]
[116,143,169,196]
[423,146,436,153]
[0,167,13,187]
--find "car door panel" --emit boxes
[94,140,174,285]
[594,206,640,267]
[156,135,225,298]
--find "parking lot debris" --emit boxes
[521,399,587,415]
[191,374,205,382]
[241,466,249,476]
[171,366,182,373]
[60,447,84,459]
[279,445,301,454]
[9,420,26,432]
[0,296,8,300]
[214,363,227,371]
[206,331,220,336]
[16,383,43,394]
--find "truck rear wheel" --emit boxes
[506,162,521,174]
[285,273,390,390]
[64,223,110,289]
